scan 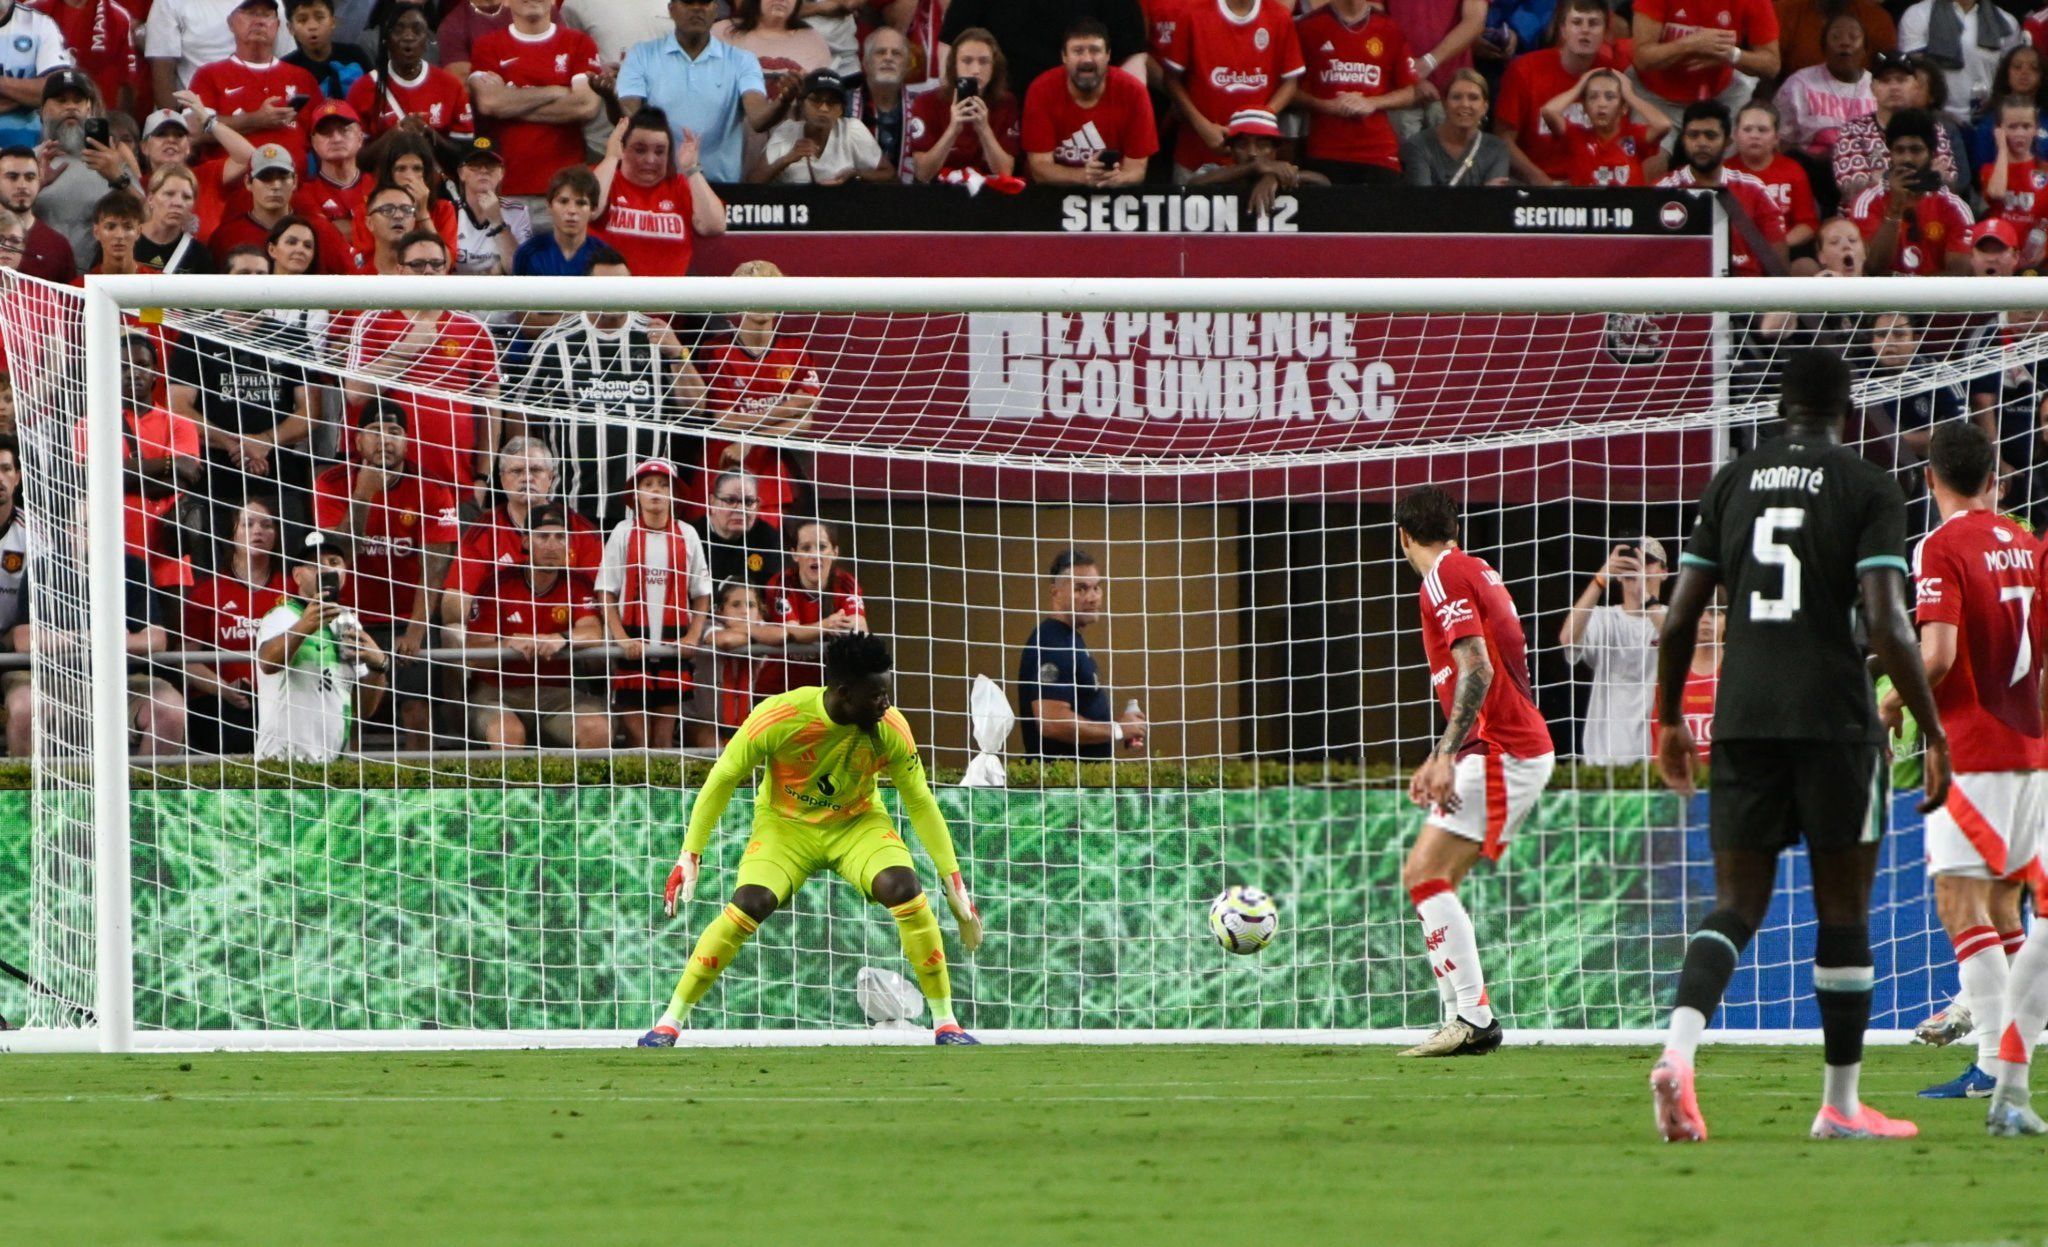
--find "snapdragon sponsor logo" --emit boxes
[967,312,1398,424]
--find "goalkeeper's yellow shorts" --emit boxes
[735,812,917,902]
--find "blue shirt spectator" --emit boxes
[513,230,611,277]
[618,8,774,185]
[1013,548,1145,759]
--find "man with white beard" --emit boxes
[34,67,129,260]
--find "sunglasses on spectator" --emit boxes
[713,492,760,506]
[371,203,418,220]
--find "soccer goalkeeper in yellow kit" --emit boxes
[639,633,987,1046]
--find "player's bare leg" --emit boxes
[1807,843,1916,1139]
[1399,825,1501,1057]
[869,865,976,1044]
[1652,847,1774,1142]
[1919,873,2006,1099]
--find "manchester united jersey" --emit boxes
[1418,547,1552,758]
[1296,3,1414,169]
[469,567,600,687]
[1914,509,2048,772]
[311,464,461,624]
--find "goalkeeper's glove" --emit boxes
[944,871,983,953]
[663,851,701,918]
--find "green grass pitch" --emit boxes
[0,1043,2033,1245]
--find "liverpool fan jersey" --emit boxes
[347,64,476,139]
[190,55,323,161]
[1161,0,1304,170]
[468,23,601,195]
[1914,509,2048,772]
[1417,547,1552,758]
[1682,432,1909,744]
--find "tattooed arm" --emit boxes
[1411,636,1493,812]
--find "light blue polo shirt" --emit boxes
[617,33,767,185]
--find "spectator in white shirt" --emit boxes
[1558,537,1669,765]
[1777,12,1875,157]
[1898,0,2020,124]
[753,66,890,183]
[0,1,72,149]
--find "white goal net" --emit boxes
[1,272,2033,1050]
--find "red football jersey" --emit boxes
[1658,165,1787,275]
[1652,666,1718,762]
[1562,120,1653,187]
[347,64,476,140]
[1418,547,1552,759]
[190,56,323,163]
[183,568,289,687]
[1634,0,1777,103]
[1146,0,1188,57]
[468,24,601,196]
[1743,152,1821,235]
[468,567,599,687]
[31,0,139,109]
[1019,66,1160,167]
[347,310,502,493]
[761,566,865,692]
[1493,46,1630,179]
[702,336,822,425]
[596,174,696,278]
[1980,159,2048,234]
[295,172,372,238]
[1849,183,1976,276]
[906,88,1023,176]
[1295,5,1414,169]
[1914,510,2048,773]
[447,503,604,597]
[312,463,462,624]
[1162,0,1305,170]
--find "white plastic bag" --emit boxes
[856,966,926,1028]
[961,674,1014,788]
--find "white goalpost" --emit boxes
[7,272,2046,1053]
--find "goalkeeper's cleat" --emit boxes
[1914,998,1974,1047]
[1398,1015,1501,1058]
[1986,1087,2048,1137]
[636,1025,678,1048]
[1810,1103,1918,1140]
[933,1023,980,1045]
[1918,1062,1997,1099]
[1650,1052,1708,1143]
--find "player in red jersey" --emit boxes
[1394,486,1557,1058]
[1980,98,2048,252]
[311,400,460,749]
[1656,99,1787,275]
[1161,0,1304,175]
[1544,67,1669,186]
[1881,423,2048,1124]
[1851,107,1976,276]
[1293,0,1418,183]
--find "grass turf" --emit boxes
[0,1043,2030,1246]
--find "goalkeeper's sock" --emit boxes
[1953,925,2010,1078]
[890,894,953,1025]
[1409,880,1491,1028]
[658,903,760,1027]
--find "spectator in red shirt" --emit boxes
[344,263,503,505]
[761,517,864,693]
[1733,99,1819,252]
[1295,0,1420,185]
[592,108,725,279]
[909,26,1022,183]
[105,329,202,590]
[296,98,369,237]
[442,434,603,632]
[693,259,819,531]
[698,578,777,743]
[183,496,289,754]
[1021,18,1157,185]
[1544,67,1670,186]
[1162,0,1303,178]
[311,397,461,748]
[0,144,72,280]
[31,0,141,115]
[1631,0,1779,121]
[207,143,357,270]
[1494,0,1630,184]
[1383,0,1487,139]
[1980,95,2048,260]
[440,0,513,81]
[466,502,609,751]
[355,181,420,273]
[191,0,324,164]
[467,0,602,233]
[1656,98,1789,275]
[1852,106,1977,274]
[350,1,476,142]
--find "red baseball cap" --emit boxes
[302,99,362,132]
[1225,109,1282,139]
[632,458,677,482]
[1969,218,2022,250]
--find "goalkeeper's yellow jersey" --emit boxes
[681,687,961,876]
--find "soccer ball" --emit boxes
[1208,885,1279,955]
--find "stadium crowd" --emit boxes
[0,0,2038,760]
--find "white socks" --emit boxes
[1954,925,2010,1079]
[1411,880,1493,1029]
[1665,1006,1707,1064]
[1998,929,2048,1093]
[1823,1061,1862,1117]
